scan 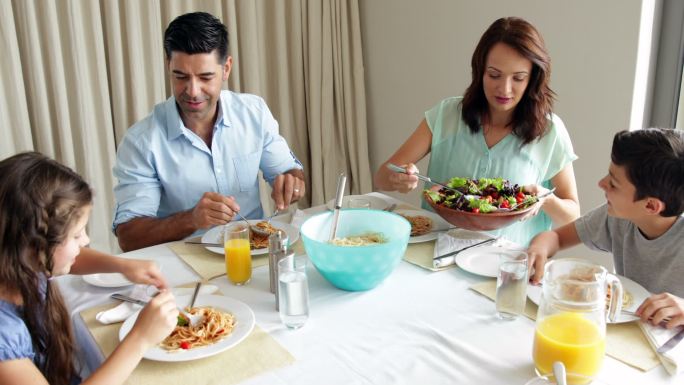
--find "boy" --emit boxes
[527,128,684,328]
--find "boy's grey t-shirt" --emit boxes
[575,204,684,297]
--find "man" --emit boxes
[113,12,305,251]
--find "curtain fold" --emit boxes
[1,0,371,252]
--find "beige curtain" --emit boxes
[0,0,371,253]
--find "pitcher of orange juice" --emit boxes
[533,259,622,385]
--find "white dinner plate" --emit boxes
[119,294,255,362]
[393,209,451,243]
[201,220,300,255]
[325,195,388,210]
[526,275,651,324]
[455,245,516,278]
[82,273,133,288]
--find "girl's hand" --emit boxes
[120,259,169,290]
[388,163,420,193]
[636,293,684,329]
[128,291,178,349]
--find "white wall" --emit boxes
[359,0,650,266]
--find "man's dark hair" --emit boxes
[164,12,229,63]
[611,128,684,217]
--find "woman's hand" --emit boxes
[388,163,420,193]
[520,184,553,220]
[127,290,178,349]
[120,259,169,290]
[636,293,684,329]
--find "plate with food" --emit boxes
[202,220,300,255]
[393,209,451,243]
[82,273,133,288]
[325,194,388,210]
[526,275,650,324]
[119,294,255,362]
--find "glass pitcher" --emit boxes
[532,259,622,385]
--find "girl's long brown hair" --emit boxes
[461,17,555,144]
[0,152,92,385]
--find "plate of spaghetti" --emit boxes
[393,209,451,243]
[119,295,255,362]
[201,219,300,255]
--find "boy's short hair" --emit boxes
[164,12,229,63]
[611,128,684,217]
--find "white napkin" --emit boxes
[95,284,219,325]
[96,284,149,324]
[432,230,521,268]
[290,209,309,230]
[639,322,684,375]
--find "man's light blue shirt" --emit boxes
[113,90,302,232]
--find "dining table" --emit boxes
[56,192,681,385]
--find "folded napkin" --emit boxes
[639,322,684,375]
[96,284,219,325]
[432,230,521,269]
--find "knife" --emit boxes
[657,327,684,354]
[184,241,223,247]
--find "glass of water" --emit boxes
[278,255,310,329]
[495,250,529,320]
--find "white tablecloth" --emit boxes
[57,193,680,385]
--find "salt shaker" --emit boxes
[268,230,288,309]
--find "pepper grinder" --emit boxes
[268,230,289,309]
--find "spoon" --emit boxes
[552,361,567,385]
[497,188,557,212]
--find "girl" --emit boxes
[0,152,178,385]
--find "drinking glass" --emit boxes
[495,250,529,320]
[349,197,371,209]
[278,255,310,329]
[224,223,252,285]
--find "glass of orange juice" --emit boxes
[224,223,252,285]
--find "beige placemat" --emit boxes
[168,242,269,281]
[469,281,660,372]
[403,240,449,272]
[80,303,295,385]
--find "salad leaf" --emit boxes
[425,190,441,203]
[477,177,505,191]
[177,314,189,327]
[447,177,468,189]
[467,197,497,213]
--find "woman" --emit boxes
[0,152,178,385]
[374,17,580,245]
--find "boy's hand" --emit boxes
[636,293,684,329]
[526,246,550,285]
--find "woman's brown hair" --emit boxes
[0,152,93,385]
[461,17,555,144]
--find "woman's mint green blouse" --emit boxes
[423,96,578,245]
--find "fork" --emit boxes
[387,163,464,197]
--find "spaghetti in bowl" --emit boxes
[300,209,411,291]
[118,295,255,362]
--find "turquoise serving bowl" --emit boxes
[300,209,411,291]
